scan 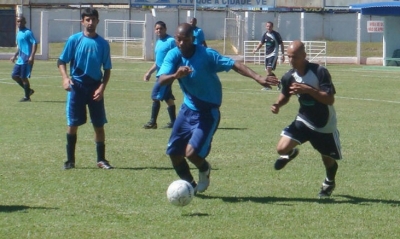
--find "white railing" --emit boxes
[244,41,326,66]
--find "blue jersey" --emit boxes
[157,45,235,111]
[192,27,205,45]
[155,34,175,71]
[16,27,37,65]
[59,32,112,83]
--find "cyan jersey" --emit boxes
[155,34,175,71]
[59,32,112,82]
[157,45,235,111]
[192,27,205,45]
[16,28,37,65]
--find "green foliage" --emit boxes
[1,60,400,238]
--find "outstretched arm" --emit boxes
[232,61,280,89]
[271,93,290,114]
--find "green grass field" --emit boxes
[1,59,400,238]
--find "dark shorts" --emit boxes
[66,80,107,127]
[265,55,278,71]
[281,120,342,160]
[11,64,33,79]
[166,104,220,159]
[151,78,175,101]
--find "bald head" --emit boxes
[175,23,193,38]
[286,40,307,70]
[288,40,305,54]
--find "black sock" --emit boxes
[150,101,161,123]
[167,105,176,123]
[96,142,105,162]
[173,160,194,183]
[17,81,24,89]
[198,160,210,172]
[23,83,31,98]
[66,133,77,163]
[326,162,338,182]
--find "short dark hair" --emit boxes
[267,21,273,27]
[81,7,99,20]
[155,21,166,29]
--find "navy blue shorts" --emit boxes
[66,80,107,127]
[166,104,220,159]
[11,64,33,79]
[281,120,342,160]
[151,78,175,101]
[264,56,278,71]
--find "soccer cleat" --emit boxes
[19,97,31,102]
[163,122,174,129]
[97,160,114,169]
[197,162,211,193]
[30,89,35,96]
[190,181,198,195]
[274,148,299,170]
[63,161,75,170]
[261,87,271,91]
[318,181,336,198]
[143,121,157,129]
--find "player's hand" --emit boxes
[257,75,280,89]
[289,82,310,95]
[28,57,34,65]
[174,66,192,79]
[271,103,280,114]
[93,88,104,101]
[62,77,73,91]
[144,73,151,82]
[10,56,16,63]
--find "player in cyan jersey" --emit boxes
[143,21,177,129]
[10,16,37,102]
[58,7,113,170]
[157,23,280,193]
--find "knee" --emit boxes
[185,145,196,159]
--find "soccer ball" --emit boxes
[166,180,195,207]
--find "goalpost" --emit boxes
[104,19,147,60]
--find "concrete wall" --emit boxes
[19,7,384,44]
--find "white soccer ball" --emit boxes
[166,180,195,207]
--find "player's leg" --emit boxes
[167,105,197,189]
[64,81,87,169]
[20,64,34,101]
[159,83,176,128]
[262,57,274,90]
[186,108,220,193]
[11,64,24,89]
[89,93,112,169]
[310,129,342,197]
[274,121,305,170]
[165,97,176,128]
[144,80,163,129]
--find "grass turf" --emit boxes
[1,60,400,238]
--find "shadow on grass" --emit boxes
[195,194,400,206]
[218,127,248,130]
[0,205,58,213]
[71,167,221,171]
[34,100,65,103]
[182,212,210,217]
